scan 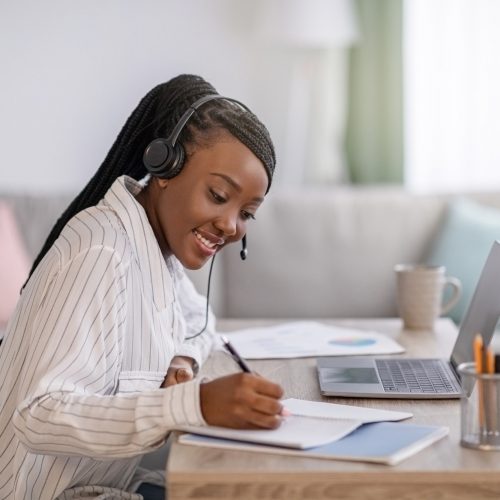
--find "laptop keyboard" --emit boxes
[375,359,460,394]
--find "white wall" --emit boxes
[0,0,292,193]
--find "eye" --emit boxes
[241,211,256,221]
[210,189,226,204]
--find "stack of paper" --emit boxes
[216,321,404,359]
[178,398,448,465]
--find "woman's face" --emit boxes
[141,134,268,270]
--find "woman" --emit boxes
[0,75,284,499]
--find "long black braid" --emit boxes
[26,74,276,283]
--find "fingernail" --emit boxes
[280,407,292,417]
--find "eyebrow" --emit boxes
[210,173,264,203]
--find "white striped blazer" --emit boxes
[0,175,215,499]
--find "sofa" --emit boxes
[3,187,500,327]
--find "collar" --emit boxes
[102,175,173,310]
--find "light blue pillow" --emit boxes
[427,199,500,324]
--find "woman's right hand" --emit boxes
[199,373,284,429]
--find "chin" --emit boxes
[183,261,205,271]
[177,253,209,271]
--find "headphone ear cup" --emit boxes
[165,143,186,179]
[143,139,172,177]
[143,139,186,179]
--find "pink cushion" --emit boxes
[0,202,31,327]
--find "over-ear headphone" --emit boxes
[143,94,250,180]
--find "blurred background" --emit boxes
[2,0,500,194]
[2,0,500,328]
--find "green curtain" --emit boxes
[345,0,403,184]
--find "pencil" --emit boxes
[474,333,485,436]
[487,347,495,375]
[485,346,497,434]
[474,333,484,374]
[495,354,500,374]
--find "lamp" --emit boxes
[259,0,358,48]
[257,0,359,185]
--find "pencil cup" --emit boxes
[394,264,462,331]
[458,362,500,450]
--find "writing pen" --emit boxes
[221,335,291,418]
[487,346,495,375]
[474,332,484,374]
[473,333,486,434]
[495,354,500,374]
[221,335,252,373]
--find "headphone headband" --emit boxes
[143,94,251,179]
[167,95,251,147]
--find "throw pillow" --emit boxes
[0,201,31,330]
[427,198,500,324]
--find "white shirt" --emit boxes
[0,175,215,499]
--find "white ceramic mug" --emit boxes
[394,264,462,330]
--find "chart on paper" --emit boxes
[217,321,404,359]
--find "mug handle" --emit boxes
[441,277,462,315]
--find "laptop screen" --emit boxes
[450,240,500,374]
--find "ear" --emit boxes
[154,177,170,190]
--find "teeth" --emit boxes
[194,231,216,249]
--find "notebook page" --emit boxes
[179,414,361,449]
[283,398,412,422]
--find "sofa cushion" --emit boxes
[222,188,449,319]
[427,199,500,324]
[0,202,31,329]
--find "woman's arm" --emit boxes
[12,247,206,460]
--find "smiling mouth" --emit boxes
[193,229,222,250]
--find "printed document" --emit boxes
[217,321,404,359]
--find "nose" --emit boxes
[214,210,241,239]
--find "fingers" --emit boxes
[200,373,286,429]
[252,376,284,400]
[175,367,193,383]
[162,356,197,388]
[244,409,283,430]
[237,393,285,429]
[248,392,283,416]
[161,367,194,388]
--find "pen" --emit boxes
[220,335,291,418]
[473,333,486,436]
[221,335,252,373]
[474,333,484,374]
[486,346,497,434]
[486,347,495,375]
[495,354,500,374]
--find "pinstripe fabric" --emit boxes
[0,176,215,499]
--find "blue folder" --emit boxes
[179,422,449,465]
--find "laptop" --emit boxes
[317,240,500,399]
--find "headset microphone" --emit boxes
[240,235,248,261]
[185,235,248,340]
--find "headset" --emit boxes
[143,94,251,339]
[143,94,249,261]
[143,94,251,179]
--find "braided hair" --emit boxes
[27,74,276,282]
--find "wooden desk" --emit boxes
[167,318,500,500]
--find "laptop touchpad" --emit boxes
[321,367,379,384]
